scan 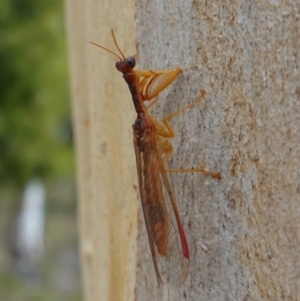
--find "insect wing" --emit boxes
[133,127,189,286]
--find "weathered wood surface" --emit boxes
[67,0,300,300]
[66,1,137,301]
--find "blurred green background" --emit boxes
[0,0,81,300]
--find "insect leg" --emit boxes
[168,167,221,179]
[156,134,221,178]
[146,96,158,110]
[161,90,206,137]
[154,90,221,179]
[155,135,173,166]
[152,90,206,140]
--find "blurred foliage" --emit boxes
[0,0,73,187]
[0,3,81,301]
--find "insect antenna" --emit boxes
[111,28,126,60]
[89,41,123,61]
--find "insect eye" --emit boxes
[125,57,136,69]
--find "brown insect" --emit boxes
[90,30,221,286]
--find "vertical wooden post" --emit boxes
[66,1,137,301]
[135,1,300,300]
[66,0,300,300]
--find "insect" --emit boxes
[90,30,221,286]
